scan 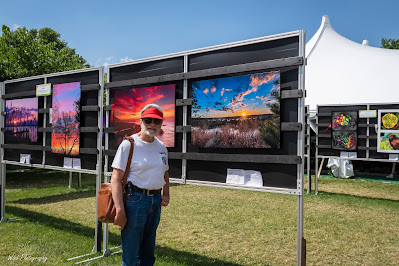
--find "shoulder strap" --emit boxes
[122,136,134,187]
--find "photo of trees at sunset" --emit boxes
[5,97,38,143]
[191,71,280,148]
[51,82,81,156]
[114,84,175,147]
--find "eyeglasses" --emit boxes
[142,118,163,125]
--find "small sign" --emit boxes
[63,157,73,168]
[73,158,81,169]
[389,154,399,161]
[20,154,31,164]
[359,110,377,118]
[36,83,51,96]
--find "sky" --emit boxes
[1,0,399,69]
[192,71,280,118]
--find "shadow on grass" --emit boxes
[9,189,96,205]
[5,206,241,266]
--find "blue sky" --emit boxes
[192,71,280,118]
[2,0,399,68]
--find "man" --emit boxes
[111,103,170,266]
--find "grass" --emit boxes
[0,170,399,265]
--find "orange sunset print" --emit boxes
[51,82,81,156]
[114,84,175,147]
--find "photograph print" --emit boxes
[379,110,399,131]
[332,131,357,150]
[114,84,176,147]
[5,97,38,143]
[331,111,358,131]
[51,82,81,156]
[191,71,280,148]
[378,132,399,153]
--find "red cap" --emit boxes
[141,108,163,119]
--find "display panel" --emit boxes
[191,71,280,148]
[332,131,357,150]
[51,82,81,156]
[114,84,176,147]
[331,111,358,130]
[5,97,38,143]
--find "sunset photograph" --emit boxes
[51,82,81,156]
[114,84,176,147]
[191,71,280,148]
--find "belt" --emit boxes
[126,182,162,196]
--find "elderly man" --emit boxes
[111,103,170,266]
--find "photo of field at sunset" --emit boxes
[5,97,38,143]
[51,82,81,156]
[191,71,280,148]
[114,84,175,147]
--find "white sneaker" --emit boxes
[386,174,394,178]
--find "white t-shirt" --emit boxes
[111,134,169,190]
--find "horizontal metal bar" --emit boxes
[1,160,98,174]
[358,135,377,139]
[176,126,191,133]
[2,144,45,151]
[80,127,99,133]
[317,113,331,117]
[316,155,396,163]
[39,108,50,114]
[316,145,331,148]
[104,150,116,156]
[281,122,302,131]
[281,89,303,99]
[106,57,303,89]
[185,180,300,195]
[280,81,298,90]
[358,146,377,151]
[103,105,112,111]
[79,148,99,154]
[82,105,100,112]
[317,123,330,127]
[104,127,114,133]
[171,152,301,164]
[317,134,330,138]
[176,99,192,106]
[38,127,52,132]
[358,124,375,128]
[3,90,36,99]
[81,84,100,91]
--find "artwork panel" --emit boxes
[114,84,176,147]
[331,111,358,131]
[379,110,399,131]
[378,132,399,153]
[332,131,357,151]
[51,82,81,156]
[191,71,280,148]
[5,97,38,143]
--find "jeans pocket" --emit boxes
[125,191,143,203]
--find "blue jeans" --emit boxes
[121,191,162,266]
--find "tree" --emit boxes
[0,25,90,81]
[381,38,399,50]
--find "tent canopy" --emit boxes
[305,15,399,114]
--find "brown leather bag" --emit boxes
[97,136,134,223]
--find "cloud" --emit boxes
[210,85,216,93]
[203,88,209,95]
[221,88,232,96]
[249,72,279,91]
[120,56,134,63]
[12,24,20,30]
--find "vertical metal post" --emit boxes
[0,82,6,222]
[103,67,111,256]
[366,104,370,159]
[182,55,188,183]
[297,30,306,266]
[94,67,105,253]
[78,173,82,187]
[69,172,73,188]
[43,77,47,166]
[306,109,311,194]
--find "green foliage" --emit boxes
[0,25,90,81]
[258,118,280,148]
[381,38,399,49]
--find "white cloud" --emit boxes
[120,56,133,63]
[12,24,20,30]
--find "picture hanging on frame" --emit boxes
[51,82,81,156]
[331,111,358,131]
[332,131,357,151]
[114,84,176,147]
[377,109,399,153]
[191,71,280,148]
[5,97,38,143]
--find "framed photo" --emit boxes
[332,131,357,151]
[331,111,358,131]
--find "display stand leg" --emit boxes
[1,163,7,222]
[297,191,305,265]
[316,158,324,195]
[307,155,311,194]
[103,223,111,256]
[315,158,318,196]
[78,173,82,187]
[69,172,73,188]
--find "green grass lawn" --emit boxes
[1,169,399,265]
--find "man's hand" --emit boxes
[161,194,170,207]
[114,209,127,230]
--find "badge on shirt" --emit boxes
[160,152,167,165]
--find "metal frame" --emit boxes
[0,67,104,255]
[315,102,399,195]
[104,30,306,265]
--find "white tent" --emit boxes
[305,15,399,116]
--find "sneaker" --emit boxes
[386,174,394,178]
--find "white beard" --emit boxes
[141,121,161,137]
